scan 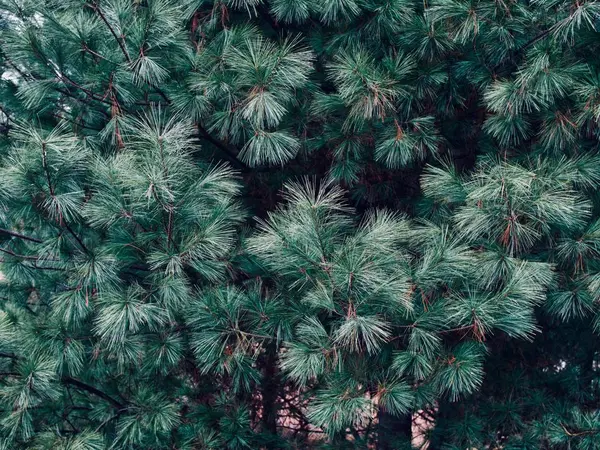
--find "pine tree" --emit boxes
[1,0,600,449]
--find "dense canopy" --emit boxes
[1,0,600,448]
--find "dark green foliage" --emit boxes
[1,0,600,448]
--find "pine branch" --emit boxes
[55,71,116,109]
[62,377,125,410]
[55,88,111,119]
[1,53,32,81]
[0,247,41,260]
[0,228,42,243]
[81,43,118,65]
[40,141,90,255]
[88,2,132,64]
[493,28,552,72]
[130,84,248,172]
[157,138,178,251]
[52,112,104,132]
[561,423,600,437]
[26,263,65,271]
[152,85,171,105]
[6,45,112,118]
[0,106,14,125]
[63,223,90,255]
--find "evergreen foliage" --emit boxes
[0,0,600,448]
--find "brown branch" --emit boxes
[561,423,600,437]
